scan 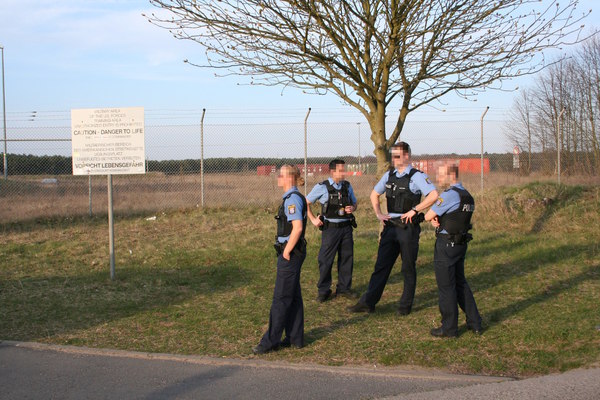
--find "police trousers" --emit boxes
[360,223,420,312]
[317,225,354,295]
[434,237,482,336]
[259,249,306,350]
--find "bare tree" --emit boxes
[505,33,600,175]
[505,89,536,173]
[576,36,600,172]
[147,0,589,174]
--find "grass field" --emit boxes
[1,181,599,377]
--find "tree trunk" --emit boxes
[368,105,390,177]
[368,101,411,177]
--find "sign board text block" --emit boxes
[71,107,145,175]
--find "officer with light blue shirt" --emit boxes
[425,163,482,338]
[254,164,307,355]
[349,142,438,314]
[306,159,358,302]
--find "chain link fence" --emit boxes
[1,119,598,223]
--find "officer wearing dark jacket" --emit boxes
[425,163,482,338]
[349,142,438,314]
[306,159,358,302]
[253,164,307,354]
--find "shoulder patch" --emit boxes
[436,197,444,206]
[287,204,296,214]
[425,177,432,184]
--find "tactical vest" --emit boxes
[385,168,422,213]
[321,180,351,219]
[275,191,307,238]
[439,187,475,234]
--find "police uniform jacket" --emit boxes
[306,178,357,223]
[430,183,472,234]
[276,186,306,243]
[373,166,436,218]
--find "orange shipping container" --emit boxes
[257,165,276,176]
[459,158,489,174]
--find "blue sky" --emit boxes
[0,0,598,157]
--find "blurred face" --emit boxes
[391,148,410,169]
[436,165,454,187]
[277,166,294,188]
[331,163,346,182]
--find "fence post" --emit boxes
[557,107,566,185]
[304,107,311,195]
[480,106,489,193]
[357,122,361,172]
[201,108,206,207]
[1,45,7,180]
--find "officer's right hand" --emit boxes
[376,212,391,222]
[311,217,324,227]
[430,216,440,228]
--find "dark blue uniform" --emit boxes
[306,178,357,297]
[359,167,436,313]
[258,187,307,351]
[431,183,482,336]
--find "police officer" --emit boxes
[424,163,482,337]
[253,164,307,354]
[306,159,358,302]
[348,141,438,314]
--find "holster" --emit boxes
[273,242,285,256]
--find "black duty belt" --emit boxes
[436,232,473,246]
[273,238,307,257]
[384,213,424,229]
[325,219,352,228]
[319,215,357,231]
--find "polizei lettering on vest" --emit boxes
[462,204,475,212]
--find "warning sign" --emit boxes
[71,107,145,175]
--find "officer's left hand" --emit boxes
[344,205,355,214]
[430,216,440,228]
[401,209,417,223]
[283,250,291,261]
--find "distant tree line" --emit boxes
[1,154,73,175]
[4,152,592,176]
[1,155,372,176]
[148,157,318,174]
[504,35,600,175]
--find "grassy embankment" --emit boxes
[1,182,599,377]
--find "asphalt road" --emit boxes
[1,341,597,400]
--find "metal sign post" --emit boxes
[108,174,115,280]
[88,173,93,217]
[71,107,145,280]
